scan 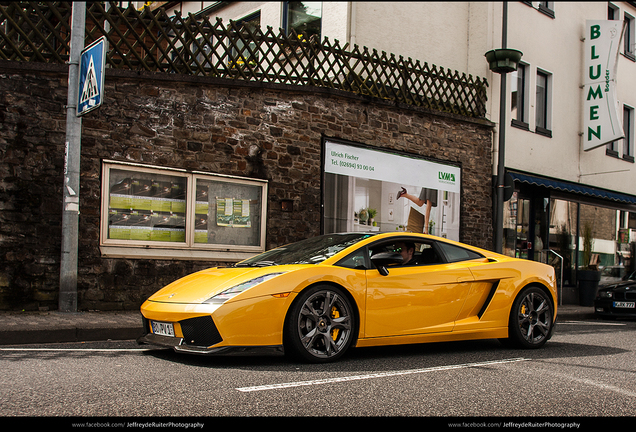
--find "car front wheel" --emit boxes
[505,286,554,349]
[285,285,356,363]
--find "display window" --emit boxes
[100,161,267,260]
[322,139,462,241]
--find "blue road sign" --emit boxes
[77,36,106,116]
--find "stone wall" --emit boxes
[0,61,494,311]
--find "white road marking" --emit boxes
[522,363,636,399]
[0,348,150,352]
[235,357,530,392]
[558,321,626,326]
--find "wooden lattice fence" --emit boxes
[0,1,488,118]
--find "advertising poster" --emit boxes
[323,140,461,241]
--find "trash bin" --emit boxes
[577,270,600,307]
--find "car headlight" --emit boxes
[597,291,613,299]
[203,272,286,304]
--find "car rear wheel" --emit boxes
[505,286,554,349]
[285,285,356,363]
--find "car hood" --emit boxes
[598,280,636,292]
[147,266,295,304]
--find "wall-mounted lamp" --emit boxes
[484,48,523,74]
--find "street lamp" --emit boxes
[484,2,522,253]
[484,48,523,74]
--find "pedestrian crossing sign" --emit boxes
[77,36,106,116]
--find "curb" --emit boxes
[0,327,145,345]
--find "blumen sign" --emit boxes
[583,20,625,151]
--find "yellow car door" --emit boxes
[364,262,475,338]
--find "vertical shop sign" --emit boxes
[583,20,625,151]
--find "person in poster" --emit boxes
[397,186,437,234]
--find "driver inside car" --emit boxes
[392,241,415,265]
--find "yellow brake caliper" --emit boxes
[331,306,340,341]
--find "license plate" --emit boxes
[151,321,175,337]
[613,301,635,309]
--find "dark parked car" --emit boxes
[594,270,636,318]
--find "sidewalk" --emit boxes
[0,310,144,345]
[0,305,597,346]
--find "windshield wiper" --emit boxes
[235,261,277,267]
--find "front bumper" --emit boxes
[594,299,636,318]
[138,315,284,356]
[137,332,284,356]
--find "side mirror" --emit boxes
[370,252,404,276]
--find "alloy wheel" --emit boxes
[287,286,355,362]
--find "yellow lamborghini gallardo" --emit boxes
[138,232,557,363]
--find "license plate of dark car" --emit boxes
[613,301,635,308]
[151,321,175,337]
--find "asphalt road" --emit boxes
[1,318,634,424]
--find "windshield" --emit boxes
[236,233,376,267]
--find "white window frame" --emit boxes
[511,62,530,129]
[624,12,635,60]
[623,104,635,161]
[535,68,552,137]
[283,1,322,41]
[608,3,619,21]
[99,160,268,261]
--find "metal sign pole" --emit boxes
[59,2,86,312]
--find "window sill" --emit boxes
[538,4,555,19]
[623,155,635,163]
[535,126,552,138]
[511,119,530,131]
[623,52,636,62]
[99,245,260,262]
[606,148,619,158]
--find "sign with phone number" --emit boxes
[324,141,460,193]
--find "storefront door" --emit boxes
[503,191,549,262]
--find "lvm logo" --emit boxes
[438,171,456,184]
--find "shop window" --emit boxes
[283,1,322,42]
[100,161,267,260]
[322,139,462,242]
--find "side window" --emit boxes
[368,240,443,267]
[336,249,367,269]
[436,242,483,263]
